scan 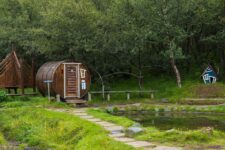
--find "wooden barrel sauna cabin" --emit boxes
[36,61,91,104]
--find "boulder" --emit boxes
[127,127,143,135]
[126,123,143,136]
[161,98,169,103]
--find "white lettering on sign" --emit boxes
[81,80,86,90]
[80,69,87,78]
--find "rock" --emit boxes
[127,127,143,136]
[154,108,159,112]
[132,123,142,127]
[201,127,214,136]
[106,106,118,113]
[106,106,114,113]
[166,129,176,133]
[132,103,141,107]
[161,99,169,103]
[164,107,171,112]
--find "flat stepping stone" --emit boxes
[73,110,86,113]
[51,109,66,112]
[126,141,156,148]
[153,146,182,150]
[109,133,125,138]
[74,113,88,116]
[80,115,94,119]
[86,118,102,122]
[114,137,135,142]
[104,126,124,132]
[95,121,116,127]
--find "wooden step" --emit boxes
[65,99,86,104]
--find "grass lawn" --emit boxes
[0,97,134,150]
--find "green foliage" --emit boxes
[0,107,134,150]
[0,91,7,102]
[0,0,225,83]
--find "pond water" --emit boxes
[113,111,225,132]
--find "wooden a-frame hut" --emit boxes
[0,51,36,95]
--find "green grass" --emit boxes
[87,108,135,127]
[0,132,6,145]
[0,96,70,109]
[135,127,225,147]
[0,107,134,150]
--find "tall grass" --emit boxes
[0,108,134,150]
[0,132,6,145]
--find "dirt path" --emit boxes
[49,108,182,150]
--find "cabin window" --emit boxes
[81,80,86,90]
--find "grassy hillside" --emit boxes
[0,98,134,150]
[90,75,225,102]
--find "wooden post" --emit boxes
[151,93,154,99]
[56,94,61,102]
[88,92,92,101]
[7,88,11,94]
[102,85,105,100]
[20,59,25,95]
[47,82,51,102]
[127,92,130,100]
[107,93,110,101]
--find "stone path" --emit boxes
[50,108,182,150]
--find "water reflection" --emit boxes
[113,111,225,131]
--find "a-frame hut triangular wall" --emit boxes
[0,51,35,94]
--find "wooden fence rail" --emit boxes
[88,90,157,101]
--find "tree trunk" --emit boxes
[138,47,143,91]
[170,56,182,88]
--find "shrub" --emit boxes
[0,91,8,102]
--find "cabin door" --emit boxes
[64,64,79,98]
